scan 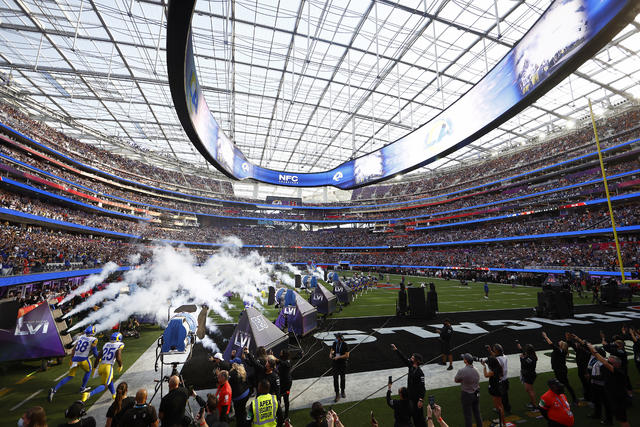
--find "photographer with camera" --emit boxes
[159,375,194,427]
[538,378,574,427]
[385,376,412,427]
[454,353,482,427]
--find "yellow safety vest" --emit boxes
[252,394,278,427]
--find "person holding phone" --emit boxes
[385,376,413,427]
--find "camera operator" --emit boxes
[454,354,482,427]
[159,375,193,427]
[486,343,510,414]
[390,344,426,427]
[538,378,574,427]
[385,377,412,427]
[588,343,630,427]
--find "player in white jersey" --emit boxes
[81,332,125,402]
[49,325,99,402]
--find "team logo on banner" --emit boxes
[283,306,297,316]
[333,171,343,182]
[250,316,268,332]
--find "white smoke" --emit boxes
[127,252,142,264]
[199,336,219,353]
[59,261,120,305]
[68,243,291,333]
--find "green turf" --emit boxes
[287,365,640,426]
[0,325,162,427]
[209,270,640,324]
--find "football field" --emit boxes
[211,271,637,323]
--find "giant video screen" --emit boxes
[179,0,635,189]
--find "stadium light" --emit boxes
[566,120,576,129]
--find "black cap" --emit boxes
[335,333,344,339]
[548,378,563,388]
[412,353,424,364]
[65,401,85,419]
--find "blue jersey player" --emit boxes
[48,325,99,402]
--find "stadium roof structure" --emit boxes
[0,0,639,199]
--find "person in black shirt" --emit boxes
[119,389,159,427]
[229,362,250,427]
[277,349,293,420]
[330,334,349,403]
[106,382,135,427]
[58,401,96,427]
[386,381,413,427]
[628,327,640,375]
[436,319,454,371]
[159,375,192,426]
[567,333,591,401]
[482,357,504,427]
[306,402,328,427]
[588,344,630,427]
[602,331,631,393]
[542,332,576,403]
[517,342,538,411]
[391,343,426,427]
[209,352,232,373]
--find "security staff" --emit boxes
[391,344,426,427]
[247,379,282,427]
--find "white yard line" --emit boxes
[10,389,42,411]
[53,370,69,382]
